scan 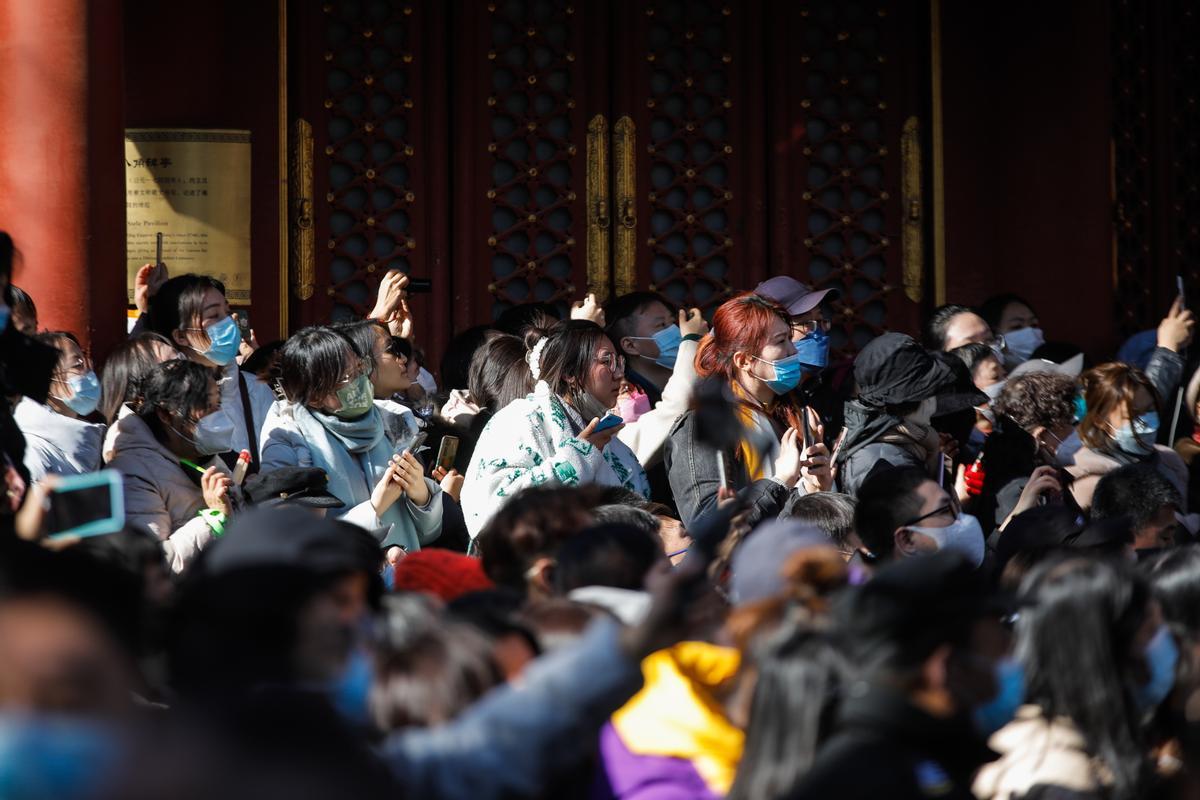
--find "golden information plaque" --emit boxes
[125,129,252,303]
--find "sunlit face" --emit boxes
[370,327,411,397]
[741,317,797,387]
[900,480,959,556]
[310,347,367,414]
[790,308,831,343]
[623,301,674,360]
[51,338,89,385]
[972,355,1006,390]
[176,287,232,365]
[582,336,625,407]
[943,312,994,351]
[1102,385,1155,437]
[997,302,1039,334]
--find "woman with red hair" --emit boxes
[664,293,832,529]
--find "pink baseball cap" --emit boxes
[754,276,840,316]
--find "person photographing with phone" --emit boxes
[665,293,833,530]
[461,318,651,540]
[105,359,238,573]
[259,326,443,553]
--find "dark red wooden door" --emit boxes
[290,0,932,365]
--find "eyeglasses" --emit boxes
[54,354,92,381]
[899,500,961,529]
[595,353,626,376]
[336,358,370,387]
[792,318,832,337]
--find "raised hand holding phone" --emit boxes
[579,415,623,450]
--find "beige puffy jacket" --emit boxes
[973,706,1110,800]
[106,413,233,573]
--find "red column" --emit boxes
[0,0,126,361]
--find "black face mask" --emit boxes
[0,323,57,404]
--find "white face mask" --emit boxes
[173,409,236,455]
[907,512,986,568]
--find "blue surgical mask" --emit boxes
[972,657,1026,737]
[0,713,120,799]
[331,647,375,727]
[793,326,829,370]
[630,325,682,369]
[54,370,102,417]
[1004,327,1045,364]
[1134,625,1178,712]
[193,315,242,366]
[751,353,804,395]
[1113,411,1159,455]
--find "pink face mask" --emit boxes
[617,388,652,423]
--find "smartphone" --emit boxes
[593,413,624,433]
[155,232,163,267]
[407,277,432,294]
[1178,275,1187,310]
[395,431,427,458]
[234,309,252,343]
[435,435,460,472]
[45,470,125,541]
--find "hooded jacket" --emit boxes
[106,412,232,573]
[13,398,105,482]
[835,333,958,496]
[593,641,743,800]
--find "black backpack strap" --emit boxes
[236,371,261,475]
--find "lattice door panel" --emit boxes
[614,0,767,312]
[1112,0,1200,339]
[294,0,451,359]
[451,0,606,326]
[767,0,921,353]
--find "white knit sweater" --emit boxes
[461,387,650,539]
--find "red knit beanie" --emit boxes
[391,548,494,602]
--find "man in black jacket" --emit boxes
[787,550,1022,800]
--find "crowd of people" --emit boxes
[7,224,1200,799]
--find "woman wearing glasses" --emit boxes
[13,331,106,481]
[460,318,650,540]
[260,326,443,552]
